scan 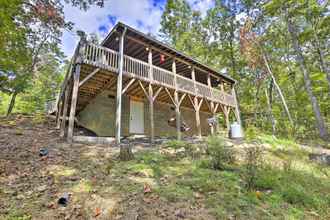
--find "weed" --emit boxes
[205,136,236,170]
[164,140,187,151]
[241,145,264,190]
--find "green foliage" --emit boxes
[241,145,264,190]
[206,136,236,170]
[159,0,330,140]
[164,139,187,150]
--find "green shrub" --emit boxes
[241,145,264,190]
[164,140,187,150]
[206,136,236,170]
[244,126,259,141]
[255,166,280,190]
[280,184,314,206]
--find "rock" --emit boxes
[174,209,185,218]
[309,153,330,166]
[36,185,47,192]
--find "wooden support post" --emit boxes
[147,48,155,144]
[190,67,202,138]
[174,91,181,140]
[194,97,202,138]
[207,73,217,134]
[139,81,162,144]
[172,59,181,140]
[115,27,127,144]
[223,105,230,135]
[148,84,154,144]
[210,102,215,135]
[67,64,81,143]
[60,86,70,137]
[56,99,62,129]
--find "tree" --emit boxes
[286,14,328,140]
[0,0,104,116]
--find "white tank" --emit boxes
[230,122,244,139]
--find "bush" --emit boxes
[244,126,259,141]
[206,136,236,170]
[280,184,314,206]
[164,140,187,150]
[241,145,264,190]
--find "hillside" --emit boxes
[0,115,329,220]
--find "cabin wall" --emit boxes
[77,90,212,137]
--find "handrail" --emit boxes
[80,43,236,107]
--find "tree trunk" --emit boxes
[262,54,294,126]
[287,17,329,140]
[119,144,134,161]
[312,32,330,96]
[6,91,18,117]
[265,88,276,135]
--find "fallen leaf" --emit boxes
[255,190,262,199]
[143,183,151,194]
[95,207,101,217]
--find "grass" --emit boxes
[1,122,329,219]
[107,134,330,219]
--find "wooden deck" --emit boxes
[57,37,241,144]
[81,43,236,107]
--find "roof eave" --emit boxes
[101,22,237,84]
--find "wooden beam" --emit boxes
[67,64,81,143]
[165,87,176,107]
[122,78,136,95]
[56,98,63,129]
[178,93,186,106]
[115,27,126,144]
[174,91,181,140]
[153,87,163,101]
[194,96,202,138]
[60,85,70,137]
[138,80,149,98]
[148,84,154,144]
[79,68,100,87]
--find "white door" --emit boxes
[129,100,144,134]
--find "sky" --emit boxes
[61,0,215,57]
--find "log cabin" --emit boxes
[56,22,241,144]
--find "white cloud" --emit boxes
[187,0,214,17]
[61,0,163,57]
[61,0,215,57]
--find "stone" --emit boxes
[309,153,330,166]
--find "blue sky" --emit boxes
[61,0,215,57]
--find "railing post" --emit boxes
[115,27,127,144]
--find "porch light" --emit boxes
[146,47,149,51]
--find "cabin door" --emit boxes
[129,100,144,134]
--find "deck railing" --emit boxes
[82,43,235,107]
